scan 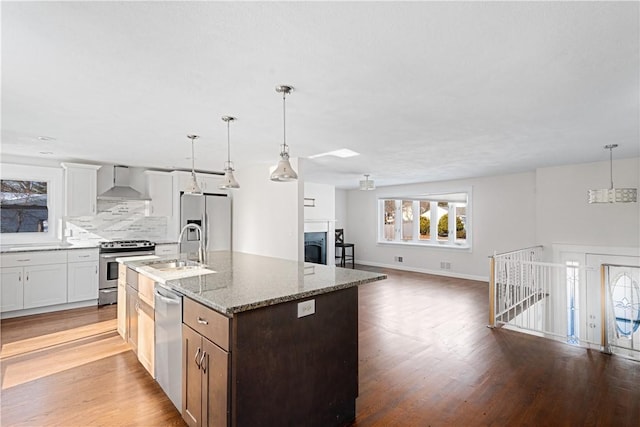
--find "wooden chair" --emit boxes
[335,228,355,269]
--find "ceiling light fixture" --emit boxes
[588,144,637,203]
[219,116,240,190]
[360,174,375,191]
[270,85,298,182]
[184,134,203,196]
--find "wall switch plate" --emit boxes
[297,299,315,318]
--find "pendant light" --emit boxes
[219,116,240,189]
[270,85,298,182]
[588,144,637,203]
[359,174,375,191]
[184,134,203,196]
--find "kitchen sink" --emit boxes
[146,259,207,271]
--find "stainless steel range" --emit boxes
[98,240,155,305]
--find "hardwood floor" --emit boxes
[1,268,639,426]
[1,306,185,427]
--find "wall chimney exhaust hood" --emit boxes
[97,165,150,201]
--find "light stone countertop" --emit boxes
[124,251,386,316]
[0,242,99,253]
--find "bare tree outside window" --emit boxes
[0,180,48,233]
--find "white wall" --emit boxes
[335,189,348,230]
[346,171,538,281]
[345,157,640,281]
[232,159,303,261]
[304,182,335,221]
[536,157,640,249]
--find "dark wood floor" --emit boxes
[1,267,639,426]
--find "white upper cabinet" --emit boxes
[61,163,101,216]
[145,171,174,217]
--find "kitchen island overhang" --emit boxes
[124,251,386,427]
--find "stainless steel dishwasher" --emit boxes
[154,283,183,411]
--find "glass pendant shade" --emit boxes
[220,162,240,189]
[271,85,298,182]
[219,116,240,189]
[270,145,298,182]
[588,144,637,203]
[185,172,203,195]
[185,135,203,195]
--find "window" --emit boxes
[0,180,49,233]
[378,191,470,248]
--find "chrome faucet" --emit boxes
[178,223,205,263]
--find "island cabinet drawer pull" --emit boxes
[194,347,201,369]
[183,297,230,351]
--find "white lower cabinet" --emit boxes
[67,249,99,303]
[1,267,24,312]
[155,244,179,256]
[0,249,99,315]
[23,263,68,309]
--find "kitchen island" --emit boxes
[123,251,386,427]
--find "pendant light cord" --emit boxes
[227,119,231,164]
[282,90,287,150]
[609,145,614,190]
[191,138,196,173]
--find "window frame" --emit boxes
[377,189,472,251]
[0,163,62,244]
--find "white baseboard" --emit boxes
[1,300,98,319]
[357,260,489,282]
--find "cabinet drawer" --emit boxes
[1,250,67,267]
[68,248,99,262]
[138,274,155,309]
[183,297,230,351]
[126,267,138,290]
[155,244,178,256]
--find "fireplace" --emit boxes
[304,232,327,265]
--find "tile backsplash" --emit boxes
[65,200,167,244]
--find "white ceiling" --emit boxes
[2,1,638,189]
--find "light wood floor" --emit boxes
[1,267,639,426]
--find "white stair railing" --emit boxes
[489,246,596,344]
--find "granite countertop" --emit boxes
[125,251,386,316]
[0,242,99,253]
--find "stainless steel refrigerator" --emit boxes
[180,193,231,253]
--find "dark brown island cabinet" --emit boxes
[181,286,359,427]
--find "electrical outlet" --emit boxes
[297,299,315,318]
[440,261,451,270]
[395,256,403,262]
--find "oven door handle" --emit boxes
[99,251,156,259]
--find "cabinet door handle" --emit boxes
[18,273,21,282]
[17,258,31,262]
[194,347,201,369]
[135,302,140,313]
[200,352,207,374]
[197,317,208,325]
[25,274,29,282]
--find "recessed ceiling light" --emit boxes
[37,136,56,141]
[308,148,360,159]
